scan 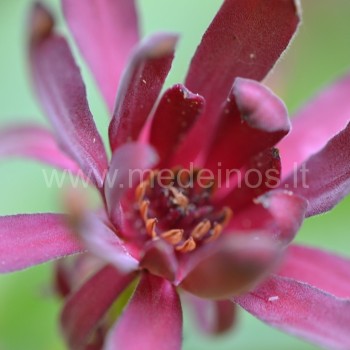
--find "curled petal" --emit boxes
[0,214,84,273]
[282,122,350,217]
[105,273,182,350]
[108,34,178,151]
[179,234,282,299]
[177,0,300,164]
[29,3,108,189]
[234,275,350,350]
[61,265,136,350]
[62,0,139,112]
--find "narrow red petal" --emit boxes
[282,122,350,217]
[0,124,80,173]
[108,34,178,152]
[61,265,136,350]
[62,0,139,112]
[278,72,350,177]
[29,4,108,189]
[105,274,182,350]
[149,84,205,167]
[234,275,350,350]
[177,0,299,163]
[0,214,84,273]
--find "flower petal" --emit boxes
[177,0,300,164]
[234,275,350,350]
[108,34,178,152]
[105,273,182,350]
[282,122,350,217]
[62,0,139,112]
[179,234,281,299]
[77,213,139,274]
[228,190,307,244]
[186,295,237,335]
[29,4,108,189]
[278,72,350,177]
[61,265,136,350]
[279,244,350,299]
[204,78,289,171]
[0,214,84,273]
[150,84,205,167]
[0,124,80,173]
[104,143,158,225]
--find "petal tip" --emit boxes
[29,2,55,43]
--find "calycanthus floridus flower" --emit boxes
[0,1,350,350]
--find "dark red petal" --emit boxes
[216,148,281,210]
[282,122,350,217]
[149,84,205,167]
[104,143,158,225]
[234,275,350,350]
[61,265,136,350]
[228,190,307,245]
[140,239,178,282]
[108,34,178,152]
[186,294,237,335]
[105,274,182,350]
[29,4,108,189]
[177,0,300,164]
[203,79,289,171]
[279,244,350,299]
[278,72,350,177]
[62,0,139,112]
[0,124,80,174]
[179,235,281,299]
[0,214,84,273]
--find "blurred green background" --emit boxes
[0,0,350,349]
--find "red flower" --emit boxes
[0,1,350,350]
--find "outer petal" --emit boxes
[61,265,136,350]
[177,0,300,164]
[62,0,139,112]
[150,84,205,167]
[104,143,158,225]
[0,124,80,173]
[234,276,350,350]
[30,4,108,189]
[278,72,350,177]
[179,234,282,299]
[278,244,350,299]
[105,273,182,350]
[0,214,84,273]
[282,122,350,217]
[108,34,178,151]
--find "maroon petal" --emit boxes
[0,124,80,173]
[105,273,182,350]
[234,275,350,350]
[229,190,307,244]
[108,34,178,152]
[179,234,281,299]
[62,0,139,112]
[177,0,300,163]
[0,214,84,273]
[203,78,289,171]
[282,122,350,217]
[279,244,350,299]
[278,72,350,177]
[140,239,178,282]
[149,84,205,167]
[30,4,108,189]
[104,143,158,225]
[61,265,136,350]
[186,294,236,335]
[77,213,139,273]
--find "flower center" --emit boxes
[134,169,232,253]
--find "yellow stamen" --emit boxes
[205,223,223,243]
[161,229,184,245]
[146,218,157,238]
[176,237,196,253]
[191,219,211,240]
